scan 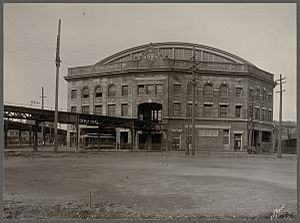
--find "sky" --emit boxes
[3,3,297,121]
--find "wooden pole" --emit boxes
[54,19,61,153]
[191,46,196,156]
[278,74,282,158]
[186,84,190,155]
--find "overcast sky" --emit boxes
[4,3,297,121]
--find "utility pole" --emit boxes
[186,85,190,155]
[248,97,254,147]
[191,47,196,156]
[40,86,47,146]
[275,74,286,158]
[54,19,61,152]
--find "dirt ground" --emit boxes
[3,151,297,220]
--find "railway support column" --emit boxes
[115,128,120,150]
[98,125,101,150]
[42,122,46,146]
[131,128,134,150]
[75,114,79,151]
[69,131,72,147]
[29,127,32,146]
[19,130,22,147]
[128,128,132,151]
[146,132,152,151]
[258,130,262,147]
[134,130,139,150]
[4,122,8,147]
[33,121,39,152]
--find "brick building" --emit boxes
[64,42,276,151]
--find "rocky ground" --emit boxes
[3,200,296,220]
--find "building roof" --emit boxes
[65,42,275,85]
[96,42,255,66]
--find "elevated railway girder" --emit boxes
[4,105,164,130]
[4,105,166,151]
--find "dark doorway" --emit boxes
[234,134,242,151]
[152,133,162,150]
[120,132,128,149]
[253,130,259,147]
[138,133,147,150]
[138,102,162,122]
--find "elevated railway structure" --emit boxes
[4,120,67,147]
[4,105,166,151]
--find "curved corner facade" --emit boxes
[64,42,276,152]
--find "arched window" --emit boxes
[95,86,102,98]
[82,87,89,98]
[219,84,228,98]
[108,84,116,98]
[203,83,213,97]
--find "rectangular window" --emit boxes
[81,105,89,114]
[255,108,260,120]
[236,87,242,97]
[223,130,229,145]
[138,85,145,95]
[108,104,116,116]
[94,105,102,115]
[262,90,267,101]
[122,85,128,96]
[95,91,102,98]
[121,104,128,116]
[187,85,193,99]
[95,87,102,98]
[219,105,228,118]
[173,103,181,116]
[249,89,254,98]
[204,104,212,117]
[71,106,76,113]
[146,84,154,94]
[256,89,260,100]
[159,48,173,59]
[268,110,272,122]
[198,129,218,137]
[235,105,242,118]
[187,103,192,116]
[158,110,162,121]
[262,109,266,121]
[203,52,214,61]
[156,84,163,94]
[268,94,272,103]
[174,84,181,95]
[71,90,77,99]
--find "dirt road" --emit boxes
[3,151,297,219]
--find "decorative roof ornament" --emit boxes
[140,43,163,67]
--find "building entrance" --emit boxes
[234,134,242,151]
[137,103,163,150]
[137,102,162,122]
[120,132,129,149]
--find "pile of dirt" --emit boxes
[4,151,90,159]
[3,200,297,220]
[4,200,142,220]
